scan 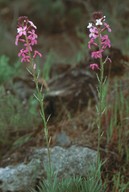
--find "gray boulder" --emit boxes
[0,145,97,192]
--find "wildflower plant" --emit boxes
[87,12,112,156]
[15,16,51,171]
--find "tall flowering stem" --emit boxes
[15,16,51,172]
[87,12,111,158]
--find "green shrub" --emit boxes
[0,86,40,147]
[0,55,14,83]
[0,55,22,84]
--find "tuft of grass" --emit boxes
[100,78,129,191]
[112,172,129,192]
[31,161,106,192]
[0,86,40,148]
[104,80,129,154]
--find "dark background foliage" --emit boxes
[0,0,129,61]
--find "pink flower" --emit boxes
[18,48,30,63]
[87,12,111,72]
[18,48,28,57]
[21,56,30,63]
[88,38,98,49]
[15,34,20,45]
[24,43,32,52]
[91,50,103,59]
[104,22,111,32]
[17,26,27,36]
[33,50,42,58]
[15,16,42,64]
[89,27,98,39]
[28,21,37,29]
[90,63,99,70]
[101,35,111,49]
[28,29,38,45]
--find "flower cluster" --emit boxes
[15,16,42,67]
[87,12,111,70]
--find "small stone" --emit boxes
[55,131,71,147]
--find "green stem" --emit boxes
[34,74,51,172]
[97,29,105,160]
[25,35,51,173]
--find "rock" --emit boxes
[0,160,40,192]
[54,131,71,147]
[44,67,96,116]
[0,145,97,192]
